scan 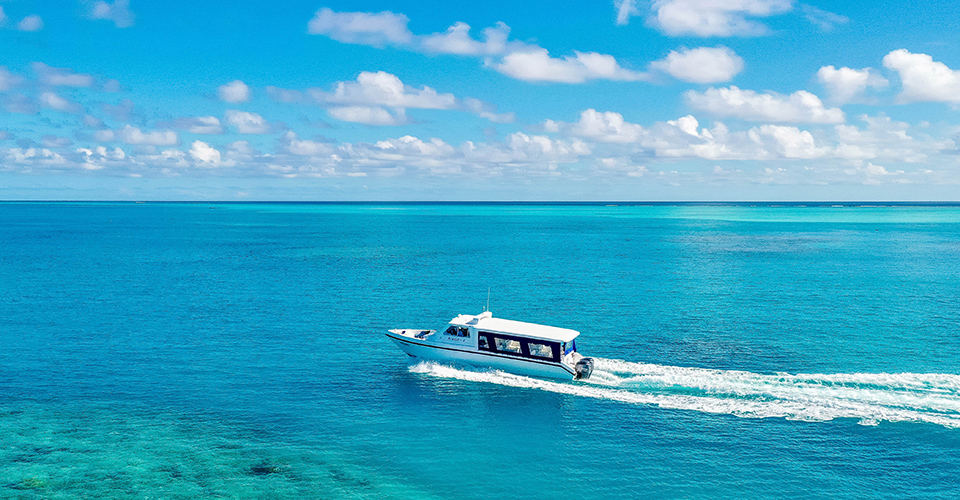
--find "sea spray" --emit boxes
[410,360,960,428]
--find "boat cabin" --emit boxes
[441,311,580,363]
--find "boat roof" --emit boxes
[449,312,580,343]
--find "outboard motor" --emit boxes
[574,357,594,380]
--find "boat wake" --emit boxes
[409,358,960,428]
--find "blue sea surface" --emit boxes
[1,202,959,499]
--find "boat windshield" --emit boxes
[444,326,470,338]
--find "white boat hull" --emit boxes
[386,332,577,380]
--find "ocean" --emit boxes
[1,202,959,499]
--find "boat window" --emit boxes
[444,326,470,337]
[495,337,522,354]
[478,336,490,349]
[527,342,554,359]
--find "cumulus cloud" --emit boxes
[76,145,126,170]
[651,47,744,83]
[188,141,223,164]
[816,66,888,104]
[882,49,960,104]
[280,131,334,156]
[17,15,43,32]
[748,124,825,158]
[566,109,646,143]
[614,0,640,26]
[307,9,658,86]
[375,135,456,160]
[328,106,405,126]
[686,86,844,123]
[118,125,178,146]
[650,0,793,37]
[162,116,223,135]
[225,110,272,134]
[274,71,510,125]
[307,8,412,46]
[218,80,251,103]
[77,146,125,160]
[832,114,948,163]
[315,71,457,110]
[5,148,65,168]
[420,22,511,56]
[39,92,83,114]
[33,63,95,87]
[495,48,649,83]
[459,132,590,169]
[89,0,135,28]
[463,98,515,124]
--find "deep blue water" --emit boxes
[1,202,959,499]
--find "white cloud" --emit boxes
[17,15,43,32]
[163,116,223,134]
[93,129,116,142]
[6,148,65,166]
[218,80,251,103]
[882,49,960,104]
[118,125,178,146]
[225,110,272,134]
[328,106,405,126]
[375,135,456,158]
[614,0,640,26]
[315,71,457,110]
[456,133,590,169]
[281,131,334,156]
[227,140,257,155]
[42,136,72,148]
[33,63,94,87]
[651,47,744,83]
[651,0,793,37]
[90,0,134,28]
[306,9,655,86]
[495,48,649,83]
[463,98,515,124]
[76,145,126,170]
[77,146,125,160]
[748,124,825,158]
[297,71,510,124]
[188,141,223,164]
[832,114,949,163]
[567,109,646,143]
[39,92,82,114]
[844,162,906,185]
[307,8,412,46]
[0,67,23,91]
[816,66,888,104]
[686,86,844,123]
[801,5,848,31]
[420,22,511,56]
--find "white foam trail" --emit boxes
[409,359,960,428]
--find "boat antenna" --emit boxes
[485,287,491,313]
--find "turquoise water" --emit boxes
[2,202,959,499]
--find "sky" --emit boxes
[2,0,960,201]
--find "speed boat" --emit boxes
[386,311,594,380]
